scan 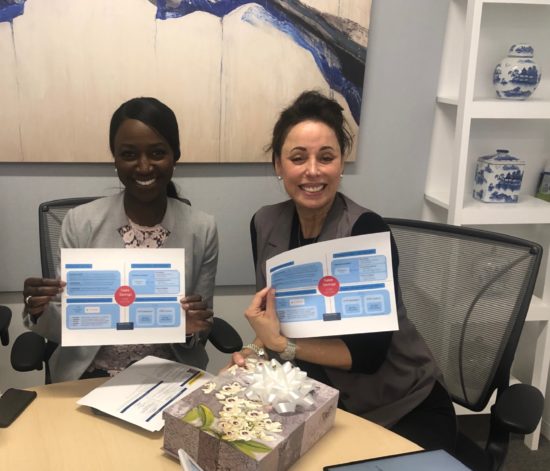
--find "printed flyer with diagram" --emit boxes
[77,356,211,432]
[266,232,398,338]
[61,248,186,346]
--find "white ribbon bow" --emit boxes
[243,359,316,414]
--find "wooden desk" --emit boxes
[1,379,421,470]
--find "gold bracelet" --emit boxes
[242,343,266,359]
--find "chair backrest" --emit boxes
[39,197,100,278]
[0,305,12,346]
[35,196,198,382]
[39,195,192,278]
[384,218,542,412]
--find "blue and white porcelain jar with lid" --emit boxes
[493,44,541,100]
[473,149,525,203]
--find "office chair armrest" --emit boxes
[0,305,12,346]
[11,332,46,372]
[208,317,243,354]
[492,383,544,435]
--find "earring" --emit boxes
[340,174,343,179]
[277,176,282,181]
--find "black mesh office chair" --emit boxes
[12,197,242,383]
[0,305,12,347]
[2,303,42,381]
[385,218,544,471]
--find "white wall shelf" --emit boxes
[437,96,550,118]
[423,0,550,450]
[528,296,550,322]
[426,194,550,225]
[471,100,550,119]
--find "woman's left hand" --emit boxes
[245,287,287,353]
[181,294,213,334]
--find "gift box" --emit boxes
[163,359,339,471]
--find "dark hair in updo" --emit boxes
[268,90,353,166]
[109,97,181,198]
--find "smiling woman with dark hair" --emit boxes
[231,90,457,452]
[22,97,218,382]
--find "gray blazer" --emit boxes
[252,193,441,427]
[24,193,218,382]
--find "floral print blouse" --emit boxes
[87,219,177,375]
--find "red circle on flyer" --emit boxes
[318,276,340,297]
[114,285,136,306]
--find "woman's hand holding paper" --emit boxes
[23,277,66,319]
[244,287,287,353]
[181,294,213,335]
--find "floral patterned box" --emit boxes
[163,359,339,471]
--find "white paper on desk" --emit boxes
[77,356,212,432]
[266,232,398,338]
[61,248,186,347]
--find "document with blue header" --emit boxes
[266,232,398,338]
[61,248,186,347]
[77,356,212,432]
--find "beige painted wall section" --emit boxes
[156,12,223,163]
[9,0,157,162]
[0,18,22,161]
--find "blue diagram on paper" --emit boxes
[330,250,391,317]
[270,245,393,323]
[271,262,323,289]
[66,301,120,329]
[66,270,121,295]
[129,269,180,295]
[65,266,182,330]
[334,286,390,318]
[271,262,325,323]
[331,253,387,283]
[129,301,181,328]
[274,290,325,322]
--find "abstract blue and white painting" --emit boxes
[0,0,370,162]
[0,0,25,24]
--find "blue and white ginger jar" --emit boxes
[473,149,525,203]
[493,44,541,100]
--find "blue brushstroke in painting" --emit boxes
[0,0,25,23]
[154,0,363,123]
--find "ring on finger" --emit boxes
[25,295,32,305]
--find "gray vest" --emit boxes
[252,193,441,427]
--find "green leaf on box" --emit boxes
[182,406,201,424]
[199,404,215,428]
[230,440,272,458]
